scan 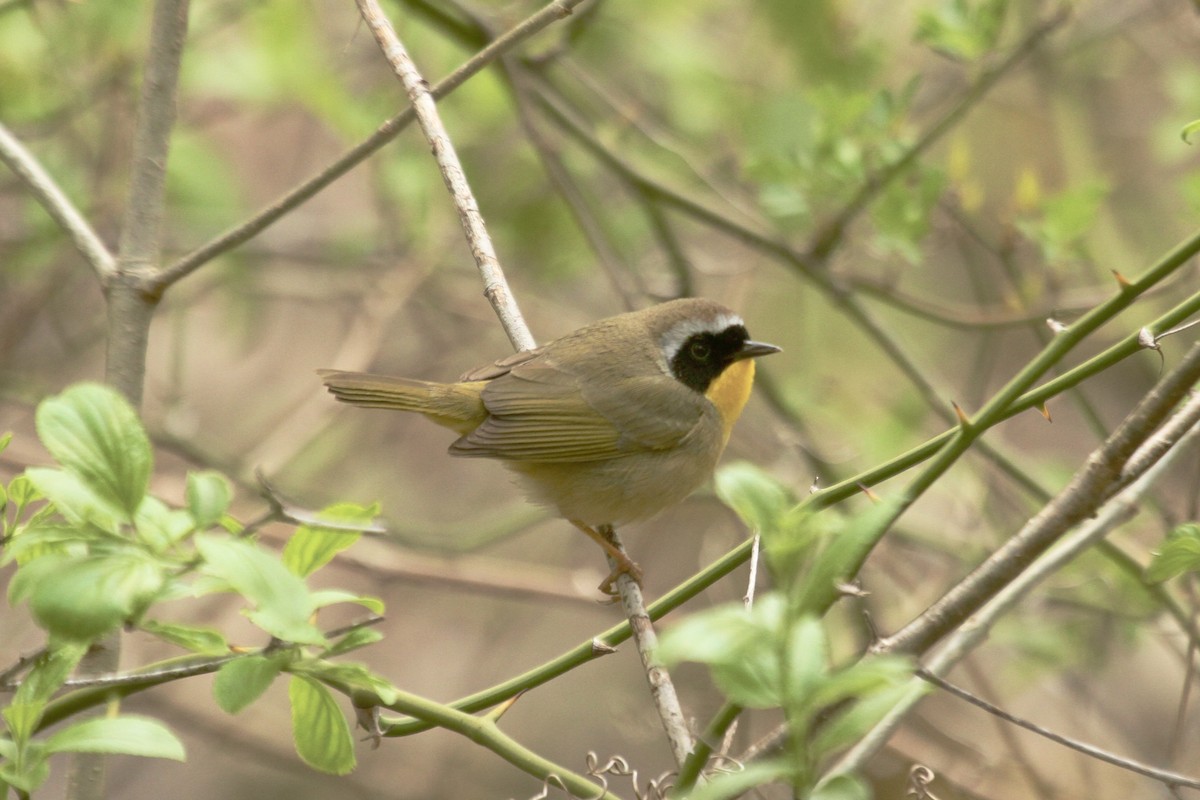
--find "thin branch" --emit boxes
[606,529,694,770]
[917,671,1200,792]
[806,6,1072,260]
[875,343,1200,657]
[826,391,1200,781]
[0,123,116,279]
[155,0,590,295]
[355,0,532,350]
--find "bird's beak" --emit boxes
[734,340,782,360]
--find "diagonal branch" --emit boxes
[155,0,590,295]
[0,122,116,279]
[876,342,1200,657]
[354,0,532,351]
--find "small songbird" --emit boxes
[320,298,780,593]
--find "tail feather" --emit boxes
[318,369,487,434]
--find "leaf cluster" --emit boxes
[659,464,923,799]
[0,385,394,790]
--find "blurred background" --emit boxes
[3,0,1200,797]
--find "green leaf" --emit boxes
[782,615,829,706]
[214,655,282,713]
[659,601,777,668]
[1147,524,1200,582]
[715,462,794,534]
[310,589,384,614]
[35,383,151,517]
[292,660,398,705]
[0,744,49,793]
[282,502,378,577]
[135,495,196,550]
[14,551,165,640]
[811,772,871,800]
[661,595,793,709]
[3,644,87,743]
[811,678,925,757]
[289,676,356,775]
[186,471,232,530]
[140,619,229,655]
[196,534,324,645]
[0,431,11,455]
[323,627,384,658]
[795,497,903,615]
[44,715,185,760]
[25,467,124,533]
[1,523,91,566]
[7,474,39,507]
[1182,119,1200,144]
[808,655,915,711]
[685,758,792,800]
[915,0,1007,61]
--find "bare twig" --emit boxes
[827,388,1200,780]
[917,671,1200,792]
[875,343,1200,657]
[156,0,591,296]
[355,0,532,350]
[0,123,115,278]
[606,529,694,770]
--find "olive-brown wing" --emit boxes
[449,362,706,462]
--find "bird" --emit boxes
[319,297,780,594]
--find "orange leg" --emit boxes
[570,520,644,595]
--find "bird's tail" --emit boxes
[318,369,487,434]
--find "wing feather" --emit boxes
[449,361,709,462]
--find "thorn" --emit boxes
[951,401,971,429]
[857,483,880,503]
[1112,269,1132,289]
[835,580,869,598]
[1046,317,1068,334]
[1038,403,1052,422]
[1138,327,1159,351]
[591,638,618,655]
[484,690,525,723]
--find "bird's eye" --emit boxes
[688,341,711,361]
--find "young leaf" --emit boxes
[810,678,925,757]
[135,495,196,551]
[323,627,384,658]
[44,715,185,760]
[0,431,11,455]
[140,619,229,655]
[810,772,870,800]
[195,534,324,645]
[309,590,384,614]
[214,655,283,714]
[795,497,903,616]
[15,551,165,641]
[0,746,50,794]
[35,383,152,517]
[24,467,125,533]
[1147,524,1200,583]
[282,502,378,578]
[781,615,830,706]
[289,676,356,775]
[292,660,398,705]
[186,471,232,530]
[3,644,87,743]
[715,462,793,535]
[685,758,792,800]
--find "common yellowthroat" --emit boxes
[320,298,780,593]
